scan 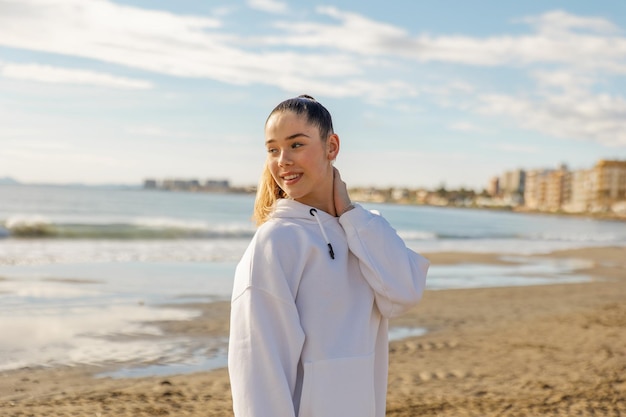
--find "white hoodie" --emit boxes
[228,199,429,417]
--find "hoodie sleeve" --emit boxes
[228,231,305,417]
[339,204,429,318]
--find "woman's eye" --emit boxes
[267,148,277,154]
[292,142,303,149]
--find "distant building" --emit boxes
[523,165,570,212]
[498,169,525,205]
[545,165,570,212]
[502,159,626,216]
[349,187,390,203]
[564,169,593,213]
[392,188,411,202]
[487,176,499,197]
[593,159,626,212]
[161,179,176,190]
[524,169,551,210]
[205,179,230,191]
[145,178,231,192]
[500,169,525,195]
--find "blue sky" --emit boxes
[1,0,625,190]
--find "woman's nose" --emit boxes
[278,150,293,166]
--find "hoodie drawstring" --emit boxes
[309,208,335,260]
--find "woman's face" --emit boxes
[265,111,338,209]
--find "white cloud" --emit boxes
[448,121,489,133]
[274,77,418,103]
[1,0,625,149]
[267,6,408,54]
[0,0,404,102]
[0,63,153,89]
[1,2,624,99]
[520,9,621,35]
[265,7,626,73]
[247,0,287,14]
[531,70,595,91]
[2,2,625,85]
[477,90,626,147]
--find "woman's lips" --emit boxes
[282,173,302,184]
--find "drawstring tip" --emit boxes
[310,207,335,260]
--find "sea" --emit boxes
[1,184,625,376]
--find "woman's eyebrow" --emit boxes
[286,132,310,140]
[265,132,310,145]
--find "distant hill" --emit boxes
[0,177,19,185]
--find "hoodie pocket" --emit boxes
[298,353,376,417]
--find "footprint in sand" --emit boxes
[418,369,471,382]
[391,340,460,353]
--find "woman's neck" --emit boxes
[294,172,336,216]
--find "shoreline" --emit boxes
[3,181,625,224]
[0,246,624,416]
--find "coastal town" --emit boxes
[352,158,626,219]
[144,158,626,220]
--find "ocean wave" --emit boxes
[398,230,438,240]
[398,229,624,242]
[3,215,53,237]
[1,215,255,240]
[528,232,622,242]
[398,229,526,241]
[3,216,623,244]
[0,239,250,265]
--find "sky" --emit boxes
[1,0,625,190]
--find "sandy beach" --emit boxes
[0,246,624,416]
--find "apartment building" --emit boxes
[592,159,626,212]
[524,169,550,210]
[500,169,525,196]
[563,169,593,213]
[509,159,626,214]
[489,169,525,205]
[545,165,570,212]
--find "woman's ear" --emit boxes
[327,133,340,161]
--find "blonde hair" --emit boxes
[253,163,286,226]
[252,95,334,226]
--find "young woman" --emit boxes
[228,95,429,417]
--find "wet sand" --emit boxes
[0,247,624,416]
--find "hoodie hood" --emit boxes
[271,198,337,259]
[271,198,336,222]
